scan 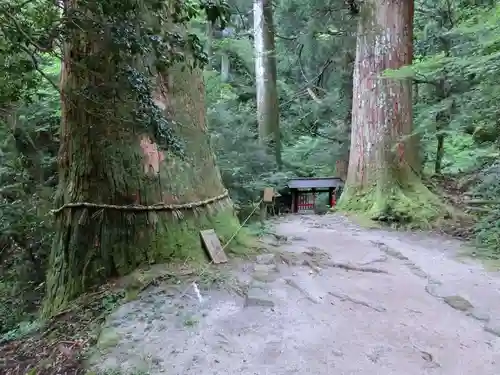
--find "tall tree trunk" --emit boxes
[221,52,230,82]
[434,39,452,175]
[253,0,281,168]
[434,133,445,174]
[338,0,445,223]
[43,0,240,316]
[207,21,214,70]
[340,51,355,168]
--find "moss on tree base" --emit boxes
[149,199,245,262]
[337,178,451,229]
[42,198,245,317]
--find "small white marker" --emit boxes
[192,281,203,303]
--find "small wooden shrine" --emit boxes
[287,177,344,214]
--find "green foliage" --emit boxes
[0,0,234,333]
[2,0,500,359]
[203,0,355,213]
[471,162,500,258]
[407,0,500,255]
[0,319,45,344]
[205,72,292,204]
[0,57,59,334]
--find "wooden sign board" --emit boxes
[200,229,228,264]
[263,187,275,203]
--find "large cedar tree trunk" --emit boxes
[338,0,445,223]
[43,1,240,315]
[253,0,282,168]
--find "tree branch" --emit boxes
[412,77,440,87]
[345,0,360,15]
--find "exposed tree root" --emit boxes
[325,261,389,274]
[328,291,387,312]
[359,255,388,266]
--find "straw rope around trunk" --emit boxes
[50,190,230,215]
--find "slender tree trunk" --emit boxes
[434,40,452,175]
[339,0,445,223]
[253,0,281,168]
[43,0,240,316]
[434,133,445,174]
[340,52,355,167]
[207,21,214,70]
[221,52,230,82]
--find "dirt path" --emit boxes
[90,214,500,374]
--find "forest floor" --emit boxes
[87,213,500,375]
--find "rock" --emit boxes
[244,285,275,308]
[255,263,277,271]
[484,320,500,337]
[252,273,278,282]
[252,263,279,282]
[443,295,473,312]
[468,308,490,322]
[256,253,276,265]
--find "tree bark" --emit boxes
[43,0,240,316]
[221,52,230,82]
[339,0,445,223]
[253,0,281,168]
[207,21,214,70]
[434,133,445,174]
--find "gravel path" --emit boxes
[90,214,500,374]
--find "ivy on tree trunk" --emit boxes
[42,0,241,316]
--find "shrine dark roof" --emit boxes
[287,177,344,189]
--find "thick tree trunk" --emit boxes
[43,1,240,316]
[338,0,445,223]
[253,0,282,168]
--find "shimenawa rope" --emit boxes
[50,190,230,215]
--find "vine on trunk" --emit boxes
[62,0,230,154]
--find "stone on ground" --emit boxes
[443,295,474,312]
[255,253,276,265]
[251,263,279,282]
[245,281,275,308]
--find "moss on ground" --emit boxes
[95,328,122,352]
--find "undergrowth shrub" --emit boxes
[0,161,53,334]
[472,162,500,258]
[0,83,58,333]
